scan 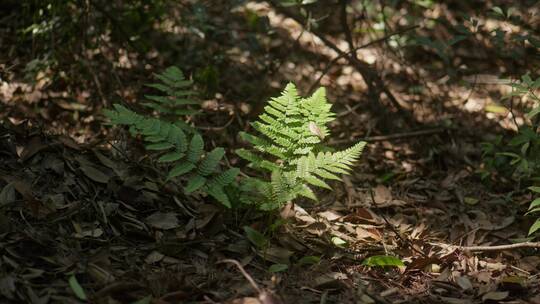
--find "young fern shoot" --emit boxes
[237,83,366,210]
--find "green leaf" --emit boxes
[210,168,240,187]
[526,107,540,119]
[331,236,347,247]
[525,207,540,215]
[198,148,225,176]
[530,198,540,210]
[268,264,289,273]
[184,175,207,193]
[362,255,405,267]
[529,218,540,235]
[297,255,320,266]
[485,104,508,114]
[206,187,231,208]
[146,142,174,150]
[491,6,504,17]
[68,275,87,301]
[243,226,268,249]
[158,152,184,163]
[167,162,196,179]
[529,186,540,193]
[187,134,204,163]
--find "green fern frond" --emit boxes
[294,142,366,191]
[187,134,204,163]
[168,162,196,179]
[143,66,200,121]
[236,149,280,171]
[104,66,237,208]
[185,175,207,193]
[208,168,240,187]
[198,148,225,176]
[204,168,241,208]
[206,187,231,208]
[237,83,366,209]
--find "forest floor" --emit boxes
[1,1,540,304]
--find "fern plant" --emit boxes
[142,66,200,132]
[237,83,366,210]
[104,67,238,208]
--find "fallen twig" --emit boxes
[218,259,261,293]
[329,128,445,145]
[218,259,283,304]
[430,241,540,252]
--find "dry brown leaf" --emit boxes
[293,205,316,224]
[518,256,540,272]
[317,210,342,221]
[373,185,392,203]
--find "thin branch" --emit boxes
[218,259,261,293]
[340,0,355,53]
[329,128,445,145]
[430,241,540,252]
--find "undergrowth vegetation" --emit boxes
[105,68,365,210]
[480,74,540,235]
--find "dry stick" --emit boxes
[218,259,283,304]
[218,259,262,293]
[429,241,540,252]
[330,128,445,145]
[340,0,355,54]
[361,128,445,142]
[266,0,416,123]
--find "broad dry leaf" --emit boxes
[317,210,342,221]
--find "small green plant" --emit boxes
[104,67,238,207]
[527,186,540,236]
[142,66,200,132]
[237,83,366,210]
[480,74,540,182]
[480,74,540,236]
